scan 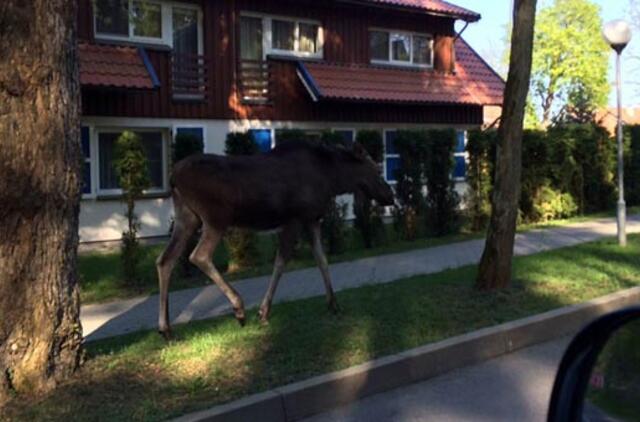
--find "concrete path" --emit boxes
[300,337,572,422]
[81,215,640,341]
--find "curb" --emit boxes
[172,287,640,422]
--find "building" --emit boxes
[77,0,504,243]
[595,107,640,136]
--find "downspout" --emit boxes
[450,21,470,75]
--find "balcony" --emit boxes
[171,53,208,101]
[238,59,271,103]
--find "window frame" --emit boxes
[81,125,97,199]
[240,12,324,60]
[370,28,434,69]
[94,127,170,197]
[94,0,203,52]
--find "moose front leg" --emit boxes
[259,223,296,324]
[310,222,340,314]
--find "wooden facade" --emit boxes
[78,0,482,125]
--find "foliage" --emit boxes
[520,130,552,221]
[531,186,578,222]
[531,0,609,125]
[424,129,460,236]
[173,131,204,164]
[393,130,427,240]
[224,132,259,271]
[464,129,496,231]
[114,131,150,286]
[625,125,640,206]
[172,131,205,277]
[275,128,310,144]
[354,130,386,248]
[225,131,259,155]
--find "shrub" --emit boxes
[172,131,205,277]
[520,130,551,222]
[114,131,150,287]
[354,130,386,248]
[275,128,310,144]
[625,125,640,206]
[424,129,460,236]
[224,132,259,271]
[464,129,496,231]
[394,130,427,240]
[319,131,348,254]
[173,131,204,163]
[531,185,578,222]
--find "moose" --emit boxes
[156,139,395,339]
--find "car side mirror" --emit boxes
[547,306,640,422]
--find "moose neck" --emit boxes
[330,153,363,196]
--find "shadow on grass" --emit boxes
[6,236,640,421]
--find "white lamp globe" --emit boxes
[602,19,632,50]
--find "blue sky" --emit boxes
[452,0,639,108]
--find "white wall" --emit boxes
[79,116,475,243]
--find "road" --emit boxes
[302,337,572,422]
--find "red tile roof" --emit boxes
[298,38,504,106]
[348,0,480,21]
[79,43,157,90]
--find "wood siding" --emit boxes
[79,0,481,125]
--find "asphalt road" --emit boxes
[302,337,573,422]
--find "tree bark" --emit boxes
[0,0,83,403]
[475,0,538,290]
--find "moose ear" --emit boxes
[352,142,367,160]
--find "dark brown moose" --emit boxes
[156,139,395,338]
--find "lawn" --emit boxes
[78,208,639,304]
[6,235,640,422]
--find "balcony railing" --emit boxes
[171,53,208,100]
[238,59,271,103]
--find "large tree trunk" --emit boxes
[475,0,537,290]
[0,0,83,403]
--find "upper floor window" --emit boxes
[240,13,324,59]
[94,0,202,53]
[370,30,433,68]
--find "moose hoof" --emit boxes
[328,299,341,315]
[159,329,173,341]
[259,307,270,325]
[234,309,246,327]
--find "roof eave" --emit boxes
[336,0,481,22]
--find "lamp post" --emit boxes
[602,19,632,247]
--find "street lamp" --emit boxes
[602,19,632,247]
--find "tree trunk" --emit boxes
[475,0,537,290]
[0,0,83,403]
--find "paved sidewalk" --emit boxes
[82,215,640,341]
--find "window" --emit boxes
[333,130,355,146]
[370,30,433,67]
[453,130,467,180]
[384,130,401,183]
[273,20,296,51]
[81,126,92,195]
[270,18,321,56]
[370,31,389,61]
[174,127,205,154]
[173,7,199,55]
[94,0,202,49]
[97,130,167,194]
[240,16,264,60]
[249,129,273,152]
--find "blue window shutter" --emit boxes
[385,131,398,154]
[176,127,204,146]
[249,129,272,153]
[456,131,466,153]
[81,126,91,159]
[334,130,354,145]
[385,157,401,182]
[453,156,466,179]
[81,126,91,194]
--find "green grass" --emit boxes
[78,208,640,304]
[6,235,640,421]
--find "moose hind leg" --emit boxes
[310,222,339,314]
[156,203,199,339]
[190,225,246,326]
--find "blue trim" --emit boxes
[138,47,161,89]
[297,62,323,100]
